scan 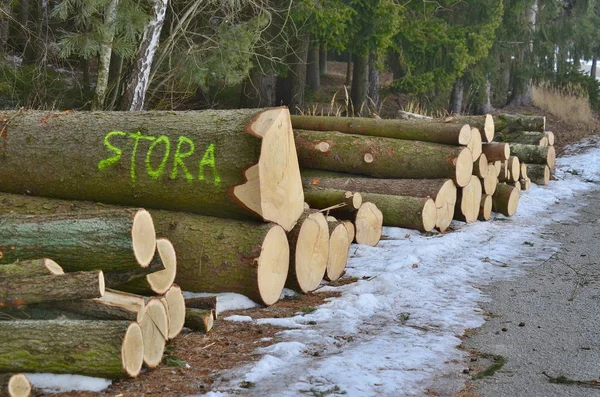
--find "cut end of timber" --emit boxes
[344,191,363,210]
[121,322,144,378]
[132,209,157,267]
[479,195,492,221]
[98,271,106,297]
[140,298,168,368]
[547,146,556,168]
[99,289,146,323]
[539,136,549,147]
[44,259,64,275]
[483,167,498,196]
[435,179,458,232]
[343,221,356,243]
[363,153,374,163]
[468,128,483,160]
[317,142,331,152]
[460,175,483,223]
[505,187,520,216]
[508,156,520,182]
[326,223,350,281]
[483,114,494,143]
[455,148,474,187]
[7,374,31,397]
[146,238,177,295]
[422,198,437,232]
[520,163,528,180]
[546,131,555,146]
[257,225,290,305]
[354,202,383,246]
[164,285,186,340]
[474,152,488,178]
[458,124,472,145]
[293,213,329,293]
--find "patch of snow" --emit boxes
[183,292,259,314]
[224,315,253,322]
[26,374,111,393]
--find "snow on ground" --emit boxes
[201,137,600,397]
[26,374,111,393]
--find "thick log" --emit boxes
[473,153,489,178]
[325,218,350,281]
[0,320,143,378]
[290,115,472,145]
[161,285,185,340]
[51,289,146,323]
[302,185,362,211]
[0,108,304,231]
[442,114,494,142]
[481,143,510,162]
[0,209,156,272]
[0,259,63,279]
[185,308,214,333]
[0,374,31,397]
[481,166,498,196]
[294,130,473,187]
[454,176,482,223]
[479,195,492,221]
[467,128,483,160]
[286,210,329,293]
[527,164,550,185]
[493,114,545,133]
[0,271,105,308]
[140,297,168,368]
[507,144,555,168]
[349,202,383,246]
[492,184,520,216]
[494,131,549,146]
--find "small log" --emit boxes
[442,114,494,142]
[520,178,532,190]
[546,131,555,146]
[161,284,186,340]
[325,218,350,281]
[290,115,472,145]
[473,153,489,178]
[140,297,169,368]
[479,195,492,221]
[342,221,356,243]
[0,259,63,279]
[481,166,498,196]
[185,296,218,319]
[0,270,105,308]
[507,144,555,168]
[302,185,362,211]
[507,156,521,182]
[0,209,156,272]
[520,163,528,180]
[527,164,550,185]
[0,320,143,378]
[352,202,383,246]
[454,176,483,223]
[510,180,522,192]
[294,130,474,187]
[467,128,483,160]
[0,374,31,397]
[482,143,510,162]
[185,308,214,333]
[493,161,502,177]
[494,130,549,146]
[286,210,329,293]
[493,114,545,133]
[493,184,520,216]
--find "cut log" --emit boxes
[357,193,436,232]
[0,259,63,279]
[185,296,218,319]
[342,221,355,243]
[161,285,185,340]
[0,209,156,272]
[0,108,304,231]
[442,114,494,142]
[510,180,522,193]
[479,195,492,221]
[507,156,521,182]
[0,320,143,378]
[0,270,105,308]
[494,131,549,146]
[185,308,214,333]
[493,114,545,133]
[507,144,556,168]
[0,374,31,397]
[467,128,483,160]
[520,178,531,190]
[481,143,510,162]
[520,163,528,180]
[492,184,520,216]
[350,202,383,246]
[454,176,483,223]
[286,210,329,293]
[473,153,489,178]
[481,166,498,196]
[325,218,350,281]
[493,161,502,177]
[546,131,555,146]
[294,130,473,187]
[150,211,290,306]
[51,288,146,322]
[140,297,168,368]
[302,185,362,211]
[305,171,456,232]
[527,164,550,185]
[290,115,472,145]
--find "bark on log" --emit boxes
[0,320,143,378]
[50,289,146,323]
[325,218,350,281]
[358,193,436,232]
[493,114,545,133]
[527,164,550,185]
[0,108,304,231]
[492,184,520,216]
[0,374,31,397]
[0,259,63,279]
[185,296,218,319]
[441,114,494,142]
[494,131,549,146]
[185,309,214,333]
[0,209,156,272]
[0,271,105,308]
[294,130,473,187]
[286,210,329,293]
[140,297,168,368]
[454,176,483,223]
[479,195,492,221]
[161,284,185,340]
[290,115,472,146]
[302,185,362,211]
[507,144,555,168]
[481,143,510,162]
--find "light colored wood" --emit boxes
[454,175,483,223]
[185,296,218,319]
[493,161,502,177]
[507,143,555,168]
[343,221,355,243]
[546,131,555,146]
[473,153,489,178]
[143,239,177,295]
[52,288,146,323]
[185,308,214,333]
[478,195,492,221]
[468,128,483,160]
[162,285,185,340]
[527,164,550,185]
[481,166,498,195]
[482,143,510,161]
[507,156,521,182]
[493,184,520,216]
[354,202,383,246]
[325,219,350,281]
[140,298,168,368]
[0,374,31,397]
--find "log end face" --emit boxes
[479,194,493,221]
[44,259,64,275]
[7,374,31,397]
[458,124,472,145]
[354,202,383,247]
[293,213,329,293]
[257,225,290,305]
[98,270,106,297]
[455,148,474,187]
[435,180,457,232]
[122,322,144,378]
[352,192,363,210]
[317,142,331,152]
[506,188,520,216]
[546,146,556,168]
[422,198,437,232]
[140,298,168,368]
[484,114,495,143]
[132,209,157,267]
[461,175,483,223]
[343,221,356,243]
[468,128,483,160]
[164,284,186,340]
[247,107,289,138]
[326,224,350,281]
[146,238,177,295]
[363,153,374,163]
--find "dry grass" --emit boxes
[532,82,594,126]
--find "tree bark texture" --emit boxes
[291,115,472,146]
[185,296,218,318]
[0,373,31,397]
[492,183,520,216]
[494,131,549,146]
[441,114,494,143]
[306,38,320,92]
[0,108,303,231]
[302,185,360,211]
[0,320,143,378]
[294,129,473,187]
[351,54,369,111]
[185,308,213,333]
[319,44,328,76]
[526,164,550,185]
[50,289,146,323]
[493,114,545,133]
[507,143,555,167]
[240,70,276,108]
[0,259,63,279]
[91,0,119,111]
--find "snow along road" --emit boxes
[202,136,600,397]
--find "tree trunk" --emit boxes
[0,374,31,397]
[0,209,156,272]
[507,143,555,167]
[285,210,329,293]
[294,129,473,187]
[453,175,482,223]
[493,114,545,133]
[492,183,520,216]
[367,52,380,109]
[479,195,492,221]
[591,58,597,80]
[476,80,494,115]
[303,171,457,233]
[51,289,146,323]
[0,270,104,308]
[107,54,125,110]
[526,164,550,185]
[319,44,328,76]
[481,143,510,162]
[494,131,549,146]
[325,218,349,281]
[345,52,352,85]
[350,54,368,112]
[139,297,168,368]
[185,308,214,333]
[306,38,320,92]
[0,2,10,53]
[450,78,464,115]
[0,108,303,231]
[442,114,494,143]
[123,0,168,111]
[161,284,185,339]
[277,33,310,111]
[240,70,276,108]
[302,186,362,211]
[0,320,143,378]
[92,0,119,111]
[291,115,472,146]
[0,259,63,279]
